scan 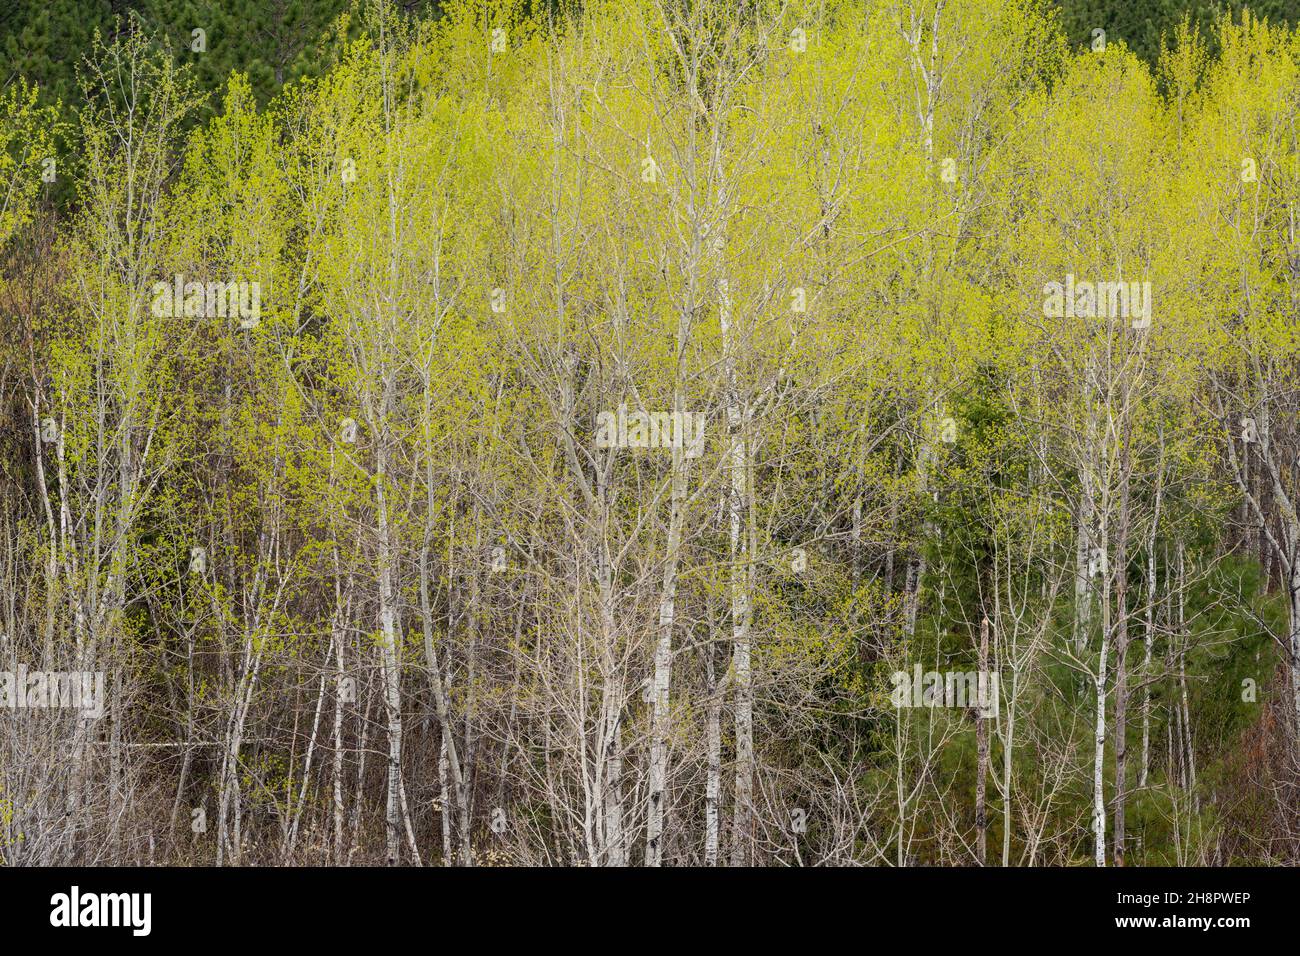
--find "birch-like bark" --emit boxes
[1113,533,1131,865]
[1140,430,1165,788]
[704,628,722,866]
[1074,425,1097,655]
[283,670,327,862]
[418,468,472,864]
[1176,541,1197,799]
[333,615,347,866]
[1092,628,1108,867]
[374,423,410,867]
[646,423,686,866]
[723,298,754,867]
[644,222,699,863]
[975,617,989,865]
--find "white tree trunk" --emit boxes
[1092,633,1108,867]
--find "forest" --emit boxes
[0,0,1299,867]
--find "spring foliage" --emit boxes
[1,0,1299,866]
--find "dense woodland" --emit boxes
[1,0,1299,867]
[6,0,1299,113]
